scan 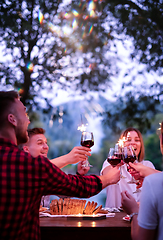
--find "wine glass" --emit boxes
[107,146,123,183]
[107,146,122,167]
[123,146,139,187]
[80,131,94,167]
[107,148,118,167]
[133,180,142,194]
[114,144,125,178]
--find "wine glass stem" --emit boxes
[82,159,93,167]
[119,166,126,179]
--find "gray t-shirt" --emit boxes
[138,172,163,240]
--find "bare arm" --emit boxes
[99,166,120,189]
[77,161,90,175]
[121,191,156,240]
[129,162,160,178]
[101,165,112,175]
[131,217,156,240]
[50,146,91,169]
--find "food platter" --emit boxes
[122,215,130,222]
[39,210,115,219]
[39,198,115,219]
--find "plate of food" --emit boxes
[118,206,123,212]
[122,215,130,222]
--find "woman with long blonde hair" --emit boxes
[101,127,155,208]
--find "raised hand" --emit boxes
[66,146,91,165]
[50,146,91,169]
[121,191,139,215]
[100,166,120,189]
[127,164,141,180]
[129,162,159,178]
[77,160,90,175]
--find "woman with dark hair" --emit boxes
[100,127,155,208]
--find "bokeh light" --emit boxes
[38,0,105,52]
[18,88,24,95]
[38,10,44,24]
[26,62,34,72]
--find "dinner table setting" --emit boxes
[40,129,133,240]
[39,198,131,240]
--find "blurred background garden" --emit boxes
[0,0,163,204]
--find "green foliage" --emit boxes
[48,139,74,160]
[1,0,163,169]
[101,1,163,132]
[0,0,163,133]
[144,134,162,170]
[104,0,163,73]
[103,86,163,134]
[0,0,115,109]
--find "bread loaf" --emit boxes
[48,198,103,215]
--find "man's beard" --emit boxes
[16,125,29,145]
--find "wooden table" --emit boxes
[40,212,131,240]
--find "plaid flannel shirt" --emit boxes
[0,138,102,240]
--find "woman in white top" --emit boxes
[101,127,155,208]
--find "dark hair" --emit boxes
[120,127,145,162]
[0,91,19,128]
[27,128,45,138]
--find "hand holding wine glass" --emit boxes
[107,146,124,181]
[123,146,138,184]
[80,131,94,167]
[129,162,159,177]
[77,160,90,175]
[123,146,141,193]
[114,144,125,178]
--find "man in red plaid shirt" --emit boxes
[21,127,92,207]
[0,90,120,240]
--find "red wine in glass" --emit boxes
[80,132,94,167]
[124,155,136,164]
[124,146,138,184]
[81,140,94,148]
[123,146,136,164]
[114,153,123,160]
[107,148,122,167]
[107,157,121,167]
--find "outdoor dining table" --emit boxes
[40,211,131,240]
